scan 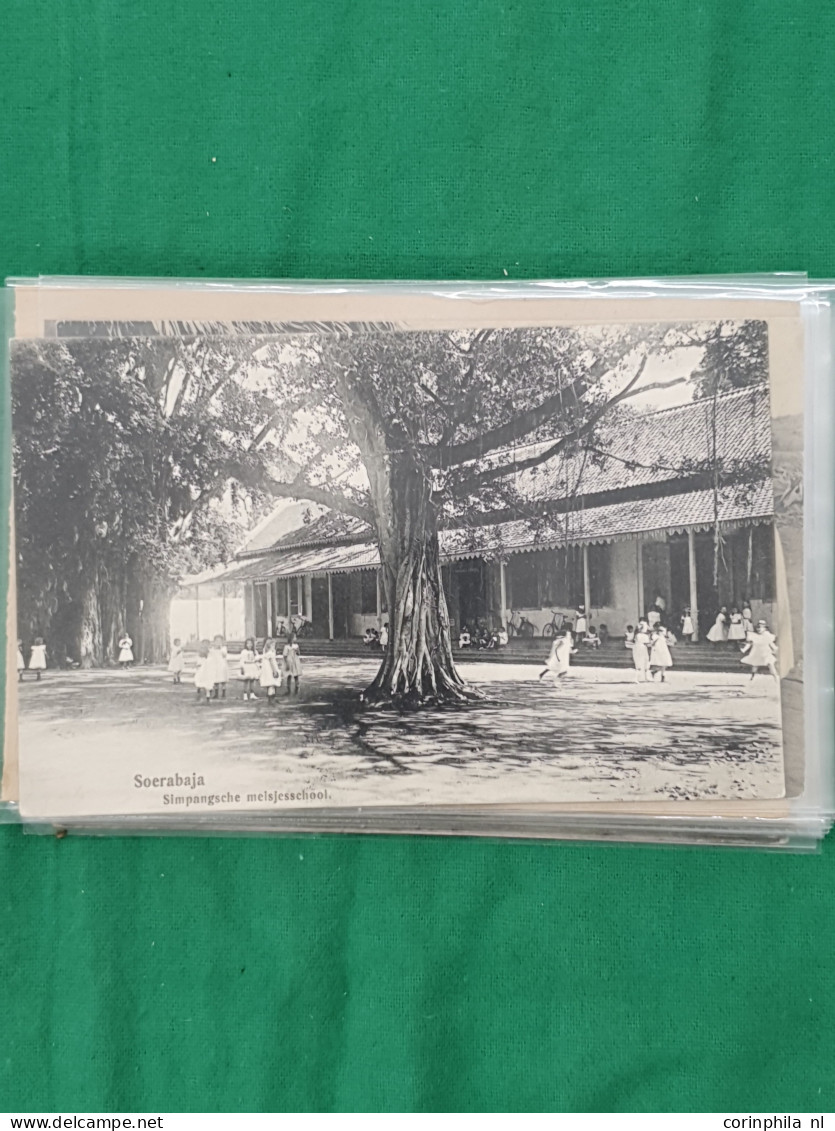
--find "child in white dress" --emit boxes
[167,638,185,684]
[239,637,260,701]
[283,632,303,694]
[680,607,694,644]
[193,640,214,704]
[649,625,674,682]
[706,608,728,644]
[632,623,651,682]
[259,639,281,704]
[204,634,228,699]
[624,624,636,649]
[538,628,574,688]
[727,607,746,642]
[118,633,134,669]
[740,621,778,680]
[28,637,47,681]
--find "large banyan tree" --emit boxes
[242,320,769,706]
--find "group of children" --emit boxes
[706,603,754,644]
[537,619,619,688]
[168,633,304,705]
[623,621,677,682]
[539,605,779,690]
[458,624,509,649]
[362,623,390,650]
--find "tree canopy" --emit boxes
[11,336,278,664]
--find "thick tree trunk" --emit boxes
[139,582,173,664]
[77,583,103,668]
[362,448,477,708]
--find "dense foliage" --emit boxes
[12,338,277,665]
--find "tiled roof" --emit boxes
[223,386,773,574]
[267,512,372,550]
[217,541,381,583]
[440,480,774,559]
[201,478,774,587]
[510,386,771,503]
[239,504,372,555]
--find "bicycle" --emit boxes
[541,608,572,638]
[506,609,536,638]
[291,614,314,638]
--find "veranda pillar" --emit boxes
[636,540,644,621]
[687,528,699,642]
[499,558,508,627]
[582,544,591,614]
[327,573,334,640]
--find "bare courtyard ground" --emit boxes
[16,657,784,819]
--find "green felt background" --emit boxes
[2,0,835,1114]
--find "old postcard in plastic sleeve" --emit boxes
[7,291,804,821]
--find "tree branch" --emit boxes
[447,354,653,488]
[426,385,570,469]
[260,478,374,524]
[445,328,494,357]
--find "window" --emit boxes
[540,547,584,607]
[273,578,288,618]
[588,544,612,607]
[508,545,611,611]
[289,578,301,617]
[508,555,541,609]
[360,570,378,614]
[254,583,269,638]
[731,524,775,601]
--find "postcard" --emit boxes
[8,304,804,820]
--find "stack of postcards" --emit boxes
[1,275,832,849]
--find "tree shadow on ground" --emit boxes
[18,661,783,801]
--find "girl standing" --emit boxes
[649,625,674,682]
[283,631,303,695]
[680,607,694,644]
[259,639,281,704]
[118,632,134,669]
[538,627,574,688]
[193,639,213,705]
[239,637,260,701]
[706,607,728,644]
[28,637,47,681]
[632,621,651,683]
[167,638,185,684]
[573,605,588,642]
[742,602,754,634]
[740,620,778,680]
[727,607,746,643]
[205,634,229,699]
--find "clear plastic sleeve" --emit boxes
[2,273,833,849]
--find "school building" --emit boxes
[176,386,776,643]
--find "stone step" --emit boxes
[191,637,749,673]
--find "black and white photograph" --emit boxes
[10,315,794,818]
